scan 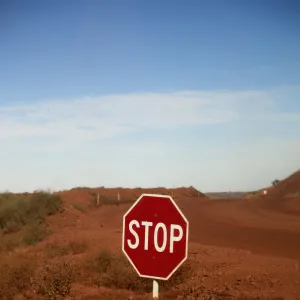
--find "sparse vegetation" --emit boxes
[72,203,86,212]
[0,182,298,299]
[33,261,74,300]
[22,222,50,246]
[0,243,193,299]
[0,253,76,300]
[0,236,19,252]
[0,191,63,249]
[0,254,36,300]
[0,191,63,233]
[45,243,70,257]
[45,240,88,258]
[84,248,192,293]
[284,191,300,198]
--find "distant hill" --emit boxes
[244,169,300,199]
[268,169,300,198]
[57,185,206,207]
[206,192,248,199]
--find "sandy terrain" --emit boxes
[1,171,300,299]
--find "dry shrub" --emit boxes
[84,249,115,287]
[0,236,20,252]
[0,255,36,300]
[45,240,88,258]
[2,220,21,234]
[0,192,63,234]
[93,249,114,273]
[68,240,88,254]
[176,285,285,300]
[72,203,86,212]
[0,192,63,251]
[0,252,76,300]
[45,243,69,258]
[101,254,152,291]
[84,249,193,293]
[33,261,74,300]
[22,222,50,246]
[81,291,149,300]
[161,261,193,289]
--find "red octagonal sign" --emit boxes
[122,194,189,280]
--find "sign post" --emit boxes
[153,280,158,299]
[122,194,189,299]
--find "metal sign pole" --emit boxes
[153,280,159,299]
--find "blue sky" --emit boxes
[1,0,300,192]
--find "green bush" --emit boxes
[0,192,63,234]
[22,222,50,246]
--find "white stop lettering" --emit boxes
[127,220,183,253]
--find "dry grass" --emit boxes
[0,254,36,300]
[0,253,75,300]
[0,191,63,233]
[22,222,50,246]
[0,241,192,299]
[33,261,74,300]
[0,247,284,300]
[1,245,275,300]
[0,191,63,251]
[72,203,86,212]
[45,240,89,258]
[0,235,20,252]
[83,248,193,293]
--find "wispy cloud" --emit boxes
[0,86,300,192]
[1,87,297,143]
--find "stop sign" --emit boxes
[122,194,189,280]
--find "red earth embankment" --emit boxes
[3,182,300,299]
[268,169,300,198]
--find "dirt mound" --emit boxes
[268,169,300,198]
[57,186,206,208]
[244,169,300,200]
[2,185,300,299]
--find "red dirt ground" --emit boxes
[30,176,298,300]
[3,173,300,299]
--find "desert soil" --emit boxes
[35,177,299,300]
[3,171,300,299]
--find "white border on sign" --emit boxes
[122,193,189,281]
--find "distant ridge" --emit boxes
[206,192,248,199]
[268,169,300,198]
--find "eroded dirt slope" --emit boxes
[42,186,300,299]
[56,186,300,260]
[3,184,300,299]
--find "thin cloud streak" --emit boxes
[0,87,295,142]
[0,86,299,192]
